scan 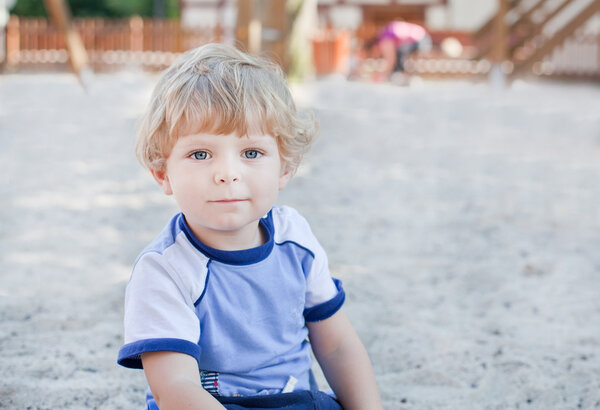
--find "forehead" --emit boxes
[175,107,273,139]
[173,131,278,148]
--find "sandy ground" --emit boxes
[1,71,599,410]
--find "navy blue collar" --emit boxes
[178,211,274,266]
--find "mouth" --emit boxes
[209,199,248,203]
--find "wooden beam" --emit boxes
[509,0,548,31]
[262,0,287,65]
[235,0,254,52]
[510,0,574,55]
[473,0,521,40]
[515,0,600,73]
[491,0,509,63]
[43,0,90,80]
[472,0,524,59]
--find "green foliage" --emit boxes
[104,0,152,17]
[10,0,179,18]
[164,0,179,19]
[10,0,47,17]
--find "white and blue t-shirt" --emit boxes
[118,206,345,399]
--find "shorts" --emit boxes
[146,390,342,410]
[217,391,343,409]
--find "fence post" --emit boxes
[214,23,223,43]
[490,0,509,86]
[129,16,143,52]
[236,0,253,52]
[176,19,183,53]
[6,16,19,70]
[0,23,5,68]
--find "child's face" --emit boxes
[152,130,291,249]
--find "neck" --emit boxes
[189,222,265,251]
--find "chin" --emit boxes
[210,219,252,231]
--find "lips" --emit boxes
[210,199,247,203]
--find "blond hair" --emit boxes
[136,43,317,173]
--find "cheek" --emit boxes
[170,174,203,202]
[253,171,282,197]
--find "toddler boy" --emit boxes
[117,43,382,410]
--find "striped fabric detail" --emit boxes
[200,370,220,396]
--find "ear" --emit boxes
[151,168,173,195]
[278,166,293,190]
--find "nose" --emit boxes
[215,173,239,184]
[213,157,241,184]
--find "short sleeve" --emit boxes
[117,252,202,369]
[302,232,345,323]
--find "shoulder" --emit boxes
[271,206,318,248]
[270,206,329,274]
[129,214,210,307]
[135,213,182,259]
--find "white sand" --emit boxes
[1,72,599,409]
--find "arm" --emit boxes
[378,38,397,79]
[142,351,225,410]
[307,309,383,410]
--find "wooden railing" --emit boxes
[3,16,599,81]
[4,16,223,71]
[470,0,600,79]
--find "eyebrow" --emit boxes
[176,134,277,148]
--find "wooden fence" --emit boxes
[4,16,223,71]
[539,31,600,78]
[3,16,600,80]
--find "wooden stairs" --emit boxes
[472,0,600,78]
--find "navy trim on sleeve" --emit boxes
[303,278,346,322]
[117,338,202,369]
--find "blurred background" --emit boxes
[1,1,600,409]
[1,0,600,83]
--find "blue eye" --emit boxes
[192,151,210,160]
[244,150,262,159]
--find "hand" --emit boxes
[142,351,225,410]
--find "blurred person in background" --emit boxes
[358,20,432,84]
